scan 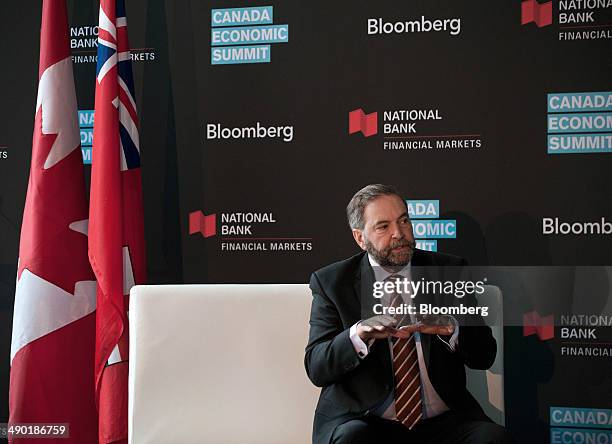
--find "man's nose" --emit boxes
[391,223,404,239]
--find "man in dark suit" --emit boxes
[304,184,513,443]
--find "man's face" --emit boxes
[352,194,416,267]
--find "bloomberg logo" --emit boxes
[206,122,294,142]
[543,217,612,235]
[211,6,289,65]
[407,200,457,252]
[367,16,461,36]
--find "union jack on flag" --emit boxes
[89,0,146,442]
[96,0,140,171]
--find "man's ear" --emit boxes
[352,229,367,251]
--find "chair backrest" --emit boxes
[128,284,320,444]
[465,285,505,425]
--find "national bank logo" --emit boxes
[78,110,94,165]
[523,310,555,340]
[547,92,612,154]
[407,200,457,252]
[70,25,156,64]
[520,1,612,40]
[189,211,277,238]
[349,109,378,137]
[521,0,553,28]
[188,209,313,252]
[558,1,612,41]
[210,6,289,65]
[347,106,482,152]
[189,211,279,238]
[189,211,217,238]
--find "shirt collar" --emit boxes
[367,253,412,282]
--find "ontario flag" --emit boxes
[89,0,146,443]
[9,0,98,442]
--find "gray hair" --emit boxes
[346,184,406,230]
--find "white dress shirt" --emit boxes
[349,254,460,420]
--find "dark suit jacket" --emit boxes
[304,249,497,444]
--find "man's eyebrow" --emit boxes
[374,211,408,227]
[373,212,409,227]
[373,219,390,227]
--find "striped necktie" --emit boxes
[385,274,423,429]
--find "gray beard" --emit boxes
[364,237,414,267]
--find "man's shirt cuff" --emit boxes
[436,316,460,351]
[350,322,371,359]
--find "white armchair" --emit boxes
[128,283,504,443]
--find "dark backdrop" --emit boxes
[0,1,610,442]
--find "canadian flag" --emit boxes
[9,0,98,443]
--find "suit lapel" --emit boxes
[353,253,393,380]
[353,253,378,320]
[411,250,432,369]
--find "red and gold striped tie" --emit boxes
[386,275,423,429]
[392,334,423,429]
